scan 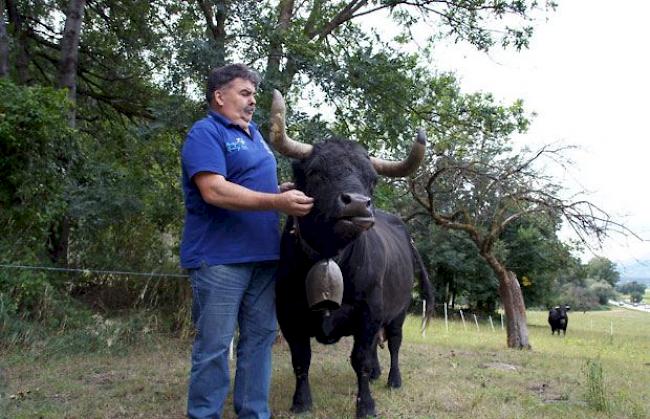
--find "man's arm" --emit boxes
[194,172,313,216]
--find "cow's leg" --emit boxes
[385,310,407,388]
[351,325,380,418]
[369,343,381,381]
[286,335,313,413]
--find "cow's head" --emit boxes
[552,305,570,316]
[270,90,426,256]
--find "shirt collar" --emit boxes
[208,110,258,134]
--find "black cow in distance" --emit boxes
[548,305,570,335]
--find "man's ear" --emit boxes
[213,89,224,107]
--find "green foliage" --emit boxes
[0,80,78,257]
[556,277,615,311]
[583,357,610,413]
[1,0,563,336]
[501,214,576,307]
[411,222,500,313]
[629,291,644,304]
[616,281,646,296]
[585,256,620,287]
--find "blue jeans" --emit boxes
[187,261,278,419]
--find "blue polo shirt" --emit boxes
[180,110,280,269]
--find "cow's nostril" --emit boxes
[340,193,352,205]
[366,199,372,208]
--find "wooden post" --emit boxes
[421,300,427,338]
[460,309,467,331]
[444,302,449,333]
[501,313,504,330]
[473,314,479,331]
[489,316,495,332]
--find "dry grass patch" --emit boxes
[2,308,649,418]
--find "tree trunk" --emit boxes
[48,0,85,266]
[197,0,227,67]
[6,0,30,83]
[0,0,9,77]
[58,0,86,125]
[498,270,530,349]
[265,0,294,92]
[48,217,71,264]
[484,254,531,349]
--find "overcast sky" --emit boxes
[369,0,650,277]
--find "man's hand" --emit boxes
[275,189,313,216]
[279,182,296,193]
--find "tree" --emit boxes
[616,281,646,295]
[0,0,8,77]
[405,70,626,348]
[629,292,644,304]
[1,0,564,334]
[585,256,620,287]
[500,214,577,308]
[617,281,646,304]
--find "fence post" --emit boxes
[444,302,448,333]
[421,300,427,338]
[500,313,504,330]
[460,309,467,331]
[489,316,495,332]
[473,314,479,331]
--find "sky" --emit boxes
[368,0,650,277]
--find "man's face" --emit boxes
[213,77,256,129]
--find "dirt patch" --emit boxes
[479,362,518,371]
[528,382,569,404]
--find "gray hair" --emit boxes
[206,63,261,104]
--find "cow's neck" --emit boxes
[292,216,344,262]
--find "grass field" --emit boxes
[2,308,649,418]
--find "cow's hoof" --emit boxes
[387,371,401,388]
[369,367,381,381]
[356,399,376,418]
[290,403,312,414]
[387,377,402,389]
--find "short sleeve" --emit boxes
[182,122,227,179]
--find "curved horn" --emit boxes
[269,89,313,159]
[370,129,427,177]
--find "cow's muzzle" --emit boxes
[337,193,374,231]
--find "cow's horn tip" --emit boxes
[272,89,283,99]
[416,128,427,145]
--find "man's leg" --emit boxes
[187,264,251,419]
[233,261,278,419]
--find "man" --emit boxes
[180,63,313,419]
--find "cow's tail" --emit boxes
[411,239,434,333]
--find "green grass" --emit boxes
[2,309,649,418]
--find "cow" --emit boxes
[548,305,570,335]
[269,90,434,418]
